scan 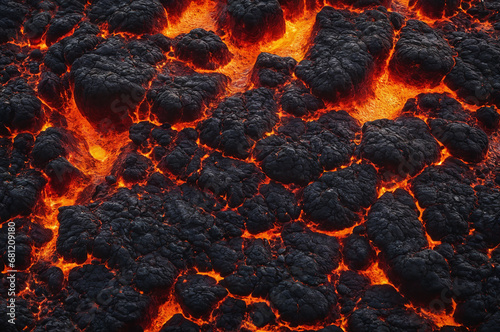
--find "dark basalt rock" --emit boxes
[251,52,297,88]
[217,0,286,44]
[390,20,455,86]
[296,7,394,101]
[174,29,232,69]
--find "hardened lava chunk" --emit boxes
[44,22,101,76]
[474,106,500,132]
[0,218,52,270]
[44,0,87,45]
[269,280,337,325]
[390,20,455,86]
[31,127,77,168]
[175,274,228,319]
[348,284,435,332]
[193,152,265,207]
[359,116,440,179]
[146,64,229,124]
[217,0,286,44]
[302,164,378,230]
[0,78,45,131]
[445,32,500,108]
[296,7,393,101]
[366,189,428,261]
[174,29,233,70]
[403,93,490,163]
[0,170,46,222]
[89,0,167,34]
[254,111,360,186]
[251,52,297,88]
[280,81,325,117]
[471,185,500,247]
[198,87,278,159]
[411,158,475,242]
[0,1,28,44]
[213,297,247,330]
[66,264,150,332]
[410,0,461,18]
[70,36,166,131]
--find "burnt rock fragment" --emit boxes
[251,52,297,88]
[254,111,360,185]
[0,1,28,44]
[280,81,325,117]
[198,87,278,159]
[238,182,300,234]
[70,37,165,131]
[194,152,265,207]
[217,0,286,44]
[214,297,247,330]
[66,264,150,331]
[474,106,500,132]
[31,127,76,168]
[174,29,232,69]
[411,158,475,242]
[45,157,85,195]
[175,274,228,318]
[403,93,489,163]
[249,302,276,328]
[366,189,428,261]
[119,152,153,183]
[0,170,46,222]
[445,32,500,108]
[0,78,45,131]
[45,0,86,45]
[360,116,440,179]
[44,22,101,75]
[89,0,167,34]
[146,65,228,124]
[390,20,455,86]
[471,185,500,247]
[269,280,337,325]
[342,231,376,271]
[296,7,393,101]
[303,163,378,230]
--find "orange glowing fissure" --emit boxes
[8,0,493,330]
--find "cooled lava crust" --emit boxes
[1,0,500,331]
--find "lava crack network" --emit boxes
[1,0,500,332]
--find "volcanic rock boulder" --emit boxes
[66,264,150,331]
[70,37,165,131]
[471,185,500,247]
[390,20,455,86]
[0,1,28,44]
[145,65,229,124]
[445,32,500,107]
[45,0,87,45]
[89,0,168,34]
[174,29,232,69]
[296,7,394,101]
[254,111,360,185]
[193,152,265,207]
[175,274,228,318]
[251,52,297,88]
[217,0,286,44]
[280,81,325,117]
[238,182,300,234]
[44,22,101,76]
[303,163,378,230]
[360,116,441,179]
[403,93,489,163]
[0,78,45,131]
[411,158,475,242]
[366,189,428,261]
[198,87,278,159]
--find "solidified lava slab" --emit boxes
[1,0,500,332]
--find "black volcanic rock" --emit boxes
[296,7,393,101]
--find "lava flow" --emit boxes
[1,0,500,331]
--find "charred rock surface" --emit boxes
[296,7,394,101]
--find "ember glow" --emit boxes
[1,0,500,331]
